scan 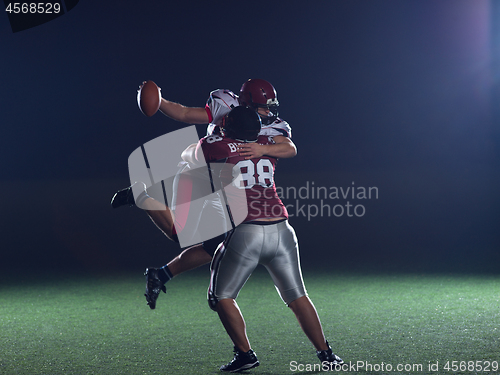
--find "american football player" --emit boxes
[111,79,297,309]
[181,106,343,372]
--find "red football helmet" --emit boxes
[239,79,279,125]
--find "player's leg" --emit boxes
[111,182,177,239]
[264,221,343,364]
[141,187,190,309]
[208,229,260,372]
[143,214,228,310]
[141,192,202,309]
[143,243,208,310]
[264,224,326,351]
[165,244,212,276]
[215,298,259,372]
[143,233,225,309]
[111,161,195,240]
[156,164,228,277]
[143,201,176,240]
[156,235,223,282]
[288,296,328,350]
[216,298,250,352]
[288,297,343,364]
[142,165,195,241]
[111,182,178,309]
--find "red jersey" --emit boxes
[199,134,288,223]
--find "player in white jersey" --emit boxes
[160,79,295,159]
[204,88,291,138]
[111,79,297,309]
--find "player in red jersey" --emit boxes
[111,79,297,309]
[181,106,343,372]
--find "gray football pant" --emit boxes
[208,220,307,310]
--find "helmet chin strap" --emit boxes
[251,106,278,125]
[260,113,277,125]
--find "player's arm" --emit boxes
[237,135,297,160]
[181,142,205,166]
[159,98,209,124]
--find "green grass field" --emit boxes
[1,268,499,374]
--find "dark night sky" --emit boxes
[1,1,499,275]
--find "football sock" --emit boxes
[158,266,173,284]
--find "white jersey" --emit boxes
[204,89,292,139]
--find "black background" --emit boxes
[1,1,499,276]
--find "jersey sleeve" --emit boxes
[199,135,229,163]
[205,89,240,129]
[199,137,213,163]
[258,118,292,138]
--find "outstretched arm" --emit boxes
[159,98,210,124]
[237,135,297,160]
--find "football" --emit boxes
[137,80,161,116]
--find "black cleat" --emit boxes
[110,184,136,208]
[220,347,259,372]
[144,268,166,309]
[317,341,343,365]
